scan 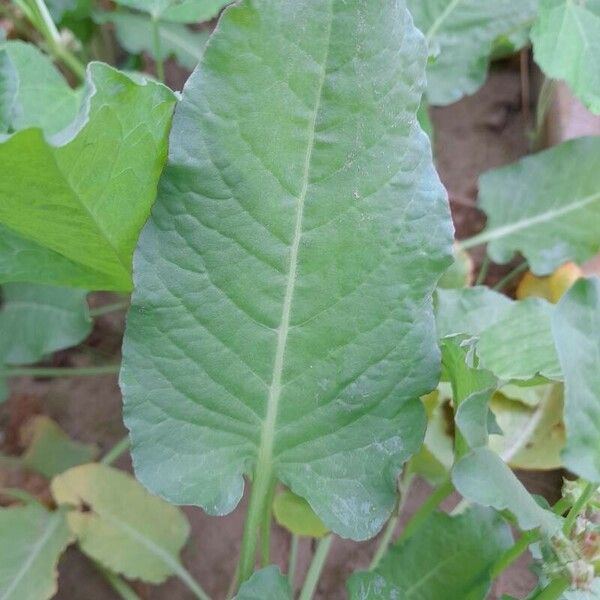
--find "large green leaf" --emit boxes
[121,0,453,540]
[234,566,292,600]
[435,286,513,339]
[477,298,561,382]
[0,504,71,600]
[112,0,230,22]
[407,0,539,106]
[0,283,91,365]
[552,278,600,483]
[0,64,176,292]
[51,463,190,583]
[466,137,600,275]
[532,0,600,114]
[0,41,80,135]
[452,447,561,534]
[95,11,209,70]
[347,507,513,600]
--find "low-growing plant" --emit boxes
[0,0,599,599]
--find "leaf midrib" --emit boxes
[0,510,63,600]
[258,3,334,469]
[426,0,463,43]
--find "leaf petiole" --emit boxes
[562,481,597,534]
[298,534,333,600]
[100,436,131,466]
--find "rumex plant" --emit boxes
[0,0,599,599]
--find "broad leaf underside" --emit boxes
[122,0,453,540]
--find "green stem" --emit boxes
[492,262,528,292]
[397,478,454,543]
[532,578,569,600]
[369,473,414,570]
[151,14,165,82]
[563,482,597,535]
[237,462,275,585]
[532,78,555,150]
[95,564,141,600]
[28,0,85,81]
[100,436,130,466]
[298,534,333,600]
[172,563,211,600]
[3,365,120,378]
[260,480,277,567]
[89,301,130,318]
[475,255,491,286]
[288,534,299,588]
[491,530,538,579]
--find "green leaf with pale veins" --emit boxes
[0,41,80,135]
[51,463,190,583]
[0,63,176,292]
[407,0,539,106]
[532,0,600,114]
[234,566,292,600]
[477,298,561,382]
[552,277,600,483]
[452,447,561,535]
[347,507,513,600]
[0,504,72,600]
[273,489,329,538]
[121,0,453,540]
[0,283,91,365]
[469,137,600,275]
[95,11,209,70]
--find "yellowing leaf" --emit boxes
[273,490,329,538]
[51,464,190,584]
[517,262,583,304]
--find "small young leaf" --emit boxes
[347,507,513,600]
[477,298,561,382]
[532,0,600,114]
[121,0,453,540]
[0,64,176,291]
[442,337,499,450]
[452,447,561,535]
[0,504,72,600]
[0,41,80,135]
[551,277,600,483]
[475,137,600,275]
[51,463,190,583]
[234,566,292,600]
[272,490,329,538]
[408,0,539,106]
[20,415,98,478]
[0,283,91,365]
[95,11,209,69]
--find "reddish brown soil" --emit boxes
[1,59,562,599]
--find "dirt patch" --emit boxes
[1,59,560,600]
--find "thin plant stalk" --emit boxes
[151,15,165,82]
[532,77,555,150]
[492,262,528,292]
[563,482,597,534]
[28,0,86,81]
[490,530,538,579]
[260,480,277,567]
[396,478,454,543]
[2,365,121,378]
[172,562,212,600]
[100,436,131,466]
[89,301,130,318]
[298,534,334,600]
[475,255,490,286]
[369,472,414,570]
[288,534,300,588]
[94,564,141,600]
